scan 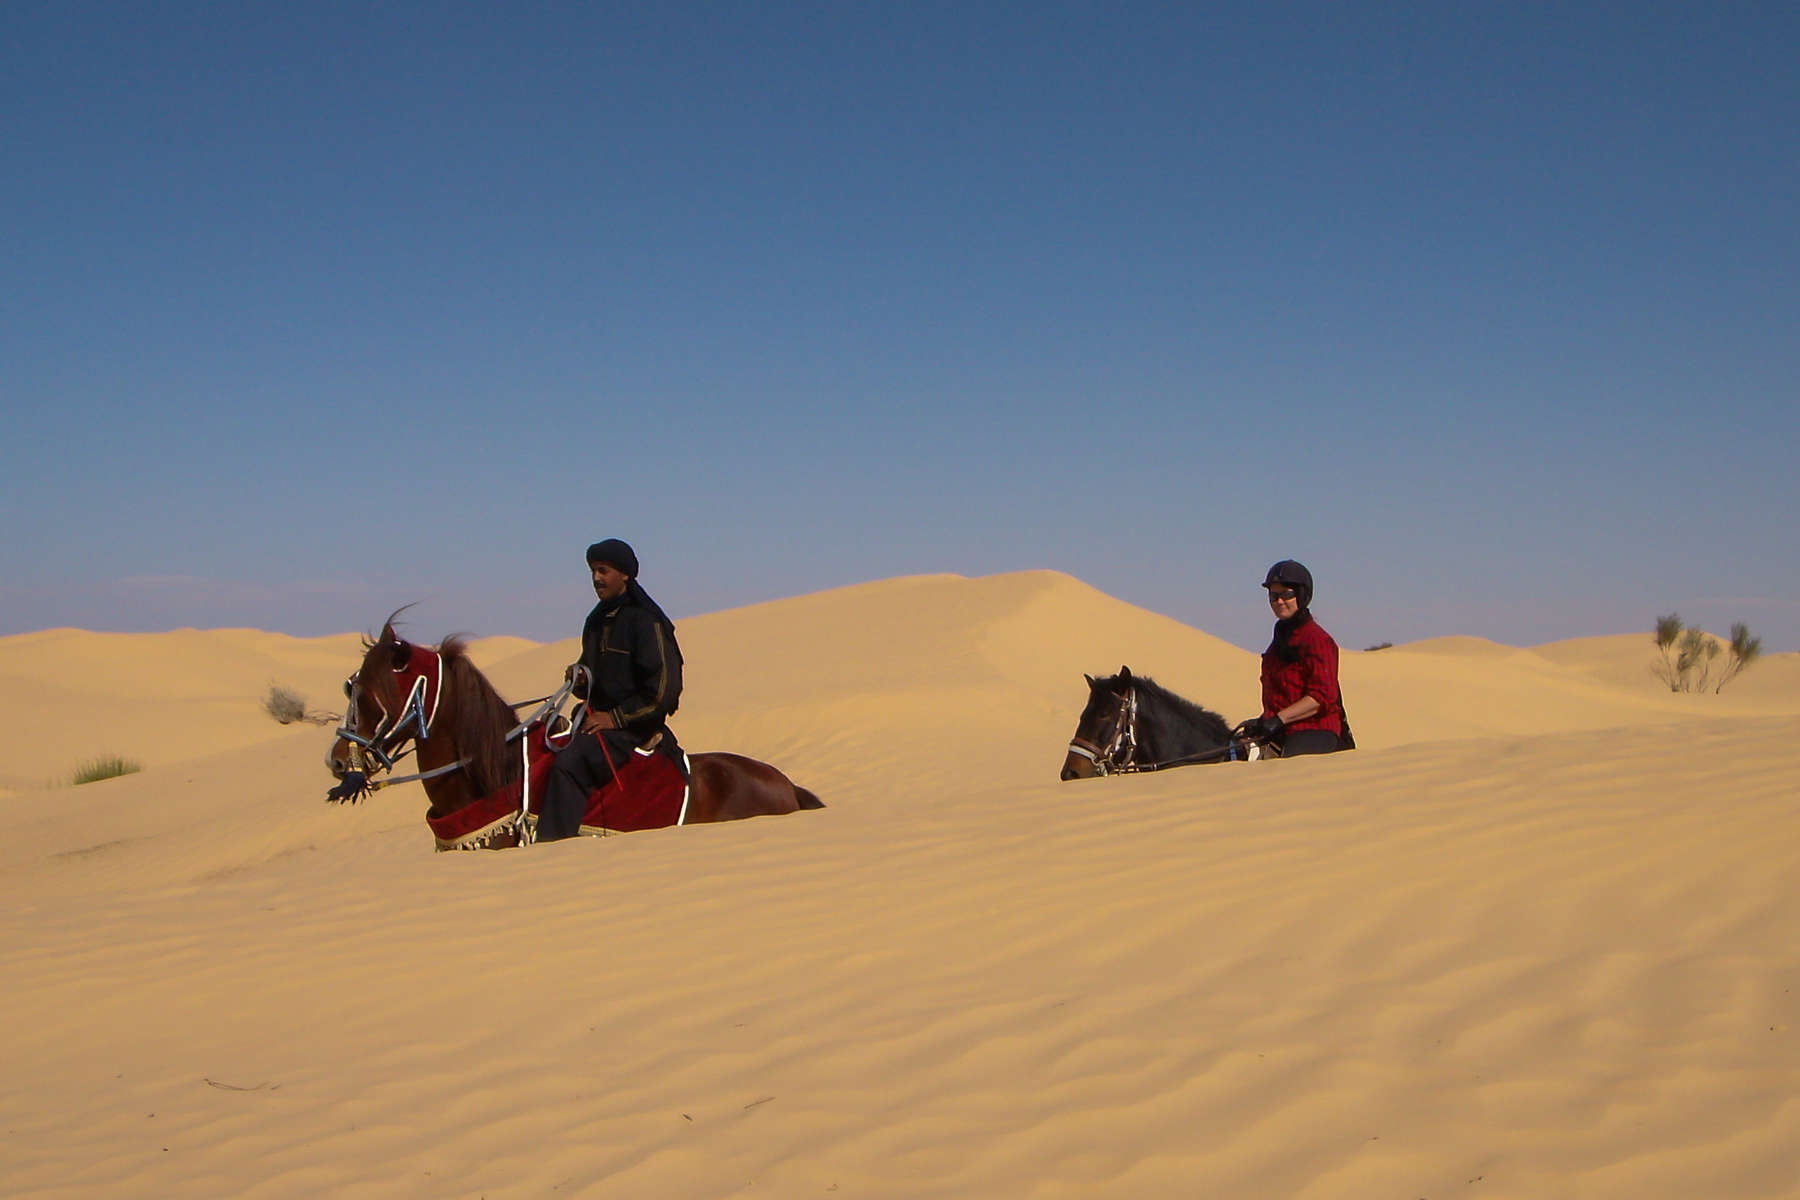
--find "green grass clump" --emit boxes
[70,756,142,786]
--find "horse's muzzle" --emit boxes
[1060,750,1097,781]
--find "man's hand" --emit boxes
[582,708,617,735]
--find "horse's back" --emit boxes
[688,751,823,822]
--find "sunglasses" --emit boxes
[1266,588,1297,600]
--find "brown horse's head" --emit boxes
[325,610,522,810]
[325,612,428,794]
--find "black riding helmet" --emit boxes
[1262,560,1314,609]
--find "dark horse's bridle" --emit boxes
[1067,685,1142,775]
[1068,682,1258,775]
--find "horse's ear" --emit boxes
[1119,665,1132,680]
[387,638,411,670]
[1084,673,1096,688]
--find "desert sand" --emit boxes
[2,571,1795,1198]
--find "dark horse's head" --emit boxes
[324,609,515,805]
[1063,666,1136,780]
[1061,666,1235,780]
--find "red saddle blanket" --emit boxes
[425,723,690,849]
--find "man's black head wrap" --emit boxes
[585,537,680,655]
[586,538,639,578]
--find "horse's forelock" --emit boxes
[1073,675,1126,740]
[352,626,418,717]
[1088,671,1131,697]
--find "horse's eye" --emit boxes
[343,677,356,698]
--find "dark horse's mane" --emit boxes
[1093,671,1232,738]
[434,635,521,798]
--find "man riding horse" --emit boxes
[537,538,685,842]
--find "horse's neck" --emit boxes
[416,662,519,814]
[1137,694,1223,761]
[415,723,479,815]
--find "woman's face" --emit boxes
[1266,584,1300,620]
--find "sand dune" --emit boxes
[0,628,365,794]
[2,572,1795,1198]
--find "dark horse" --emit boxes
[325,617,823,848]
[1061,665,1259,780]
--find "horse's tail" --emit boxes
[795,786,825,810]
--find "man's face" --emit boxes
[591,561,630,601]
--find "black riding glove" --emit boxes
[1236,714,1284,742]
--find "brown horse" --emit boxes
[325,617,822,849]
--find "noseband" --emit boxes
[1067,686,1140,776]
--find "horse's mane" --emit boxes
[1095,671,1230,733]
[436,635,522,796]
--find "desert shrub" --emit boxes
[1719,621,1764,692]
[1652,612,1762,693]
[264,684,309,724]
[264,684,339,725]
[71,756,141,785]
[1363,641,1393,652]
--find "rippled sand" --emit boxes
[3,572,1795,1198]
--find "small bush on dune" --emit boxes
[263,684,339,726]
[1363,641,1393,652]
[71,756,141,785]
[1652,612,1762,693]
[264,684,308,724]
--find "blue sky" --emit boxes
[4,3,1797,654]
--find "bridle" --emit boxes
[336,653,440,772]
[1066,685,1141,776]
[1067,681,1260,775]
[329,649,583,801]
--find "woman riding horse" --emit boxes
[1233,560,1355,756]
